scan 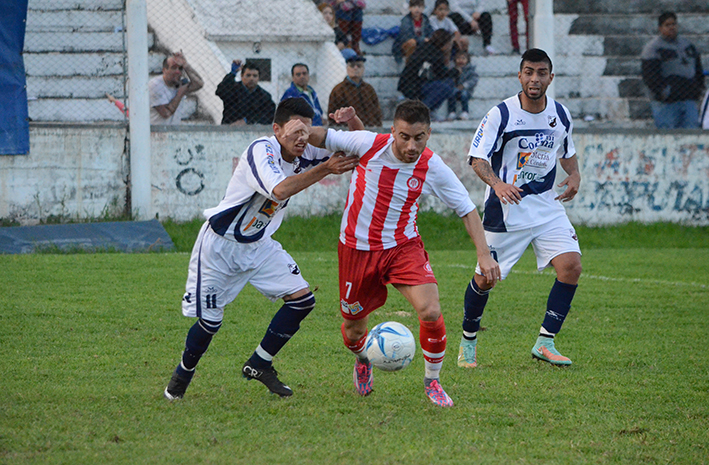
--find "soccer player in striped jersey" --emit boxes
[307,99,501,407]
[460,48,582,368]
[163,98,359,400]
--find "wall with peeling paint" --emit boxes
[2,126,707,226]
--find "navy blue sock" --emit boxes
[248,292,316,369]
[541,279,577,335]
[462,278,490,339]
[176,318,221,378]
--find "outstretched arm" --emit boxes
[461,209,500,286]
[309,106,363,148]
[556,155,581,202]
[471,157,523,205]
[272,153,359,200]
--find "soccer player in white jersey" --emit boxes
[307,99,501,407]
[458,48,582,368]
[163,98,359,400]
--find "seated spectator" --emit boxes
[429,0,469,57]
[319,3,350,51]
[215,61,276,125]
[398,29,459,117]
[328,54,382,127]
[444,0,495,55]
[280,63,324,126]
[447,50,478,120]
[149,52,204,125]
[392,0,433,65]
[330,0,366,55]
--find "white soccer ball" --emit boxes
[365,321,416,371]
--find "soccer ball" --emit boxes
[365,321,416,371]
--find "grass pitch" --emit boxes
[2,216,708,464]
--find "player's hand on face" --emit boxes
[329,106,357,125]
[282,118,310,144]
[173,51,187,67]
[555,172,580,202]
[325,151,359,174]
[492,181,523,205]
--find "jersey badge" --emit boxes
[340,299,364,316]
[258,199,280,217]
[406,176,423,192]
[288,263,301,275]
[548,116,557,128]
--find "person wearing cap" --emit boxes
[328,54,383,127]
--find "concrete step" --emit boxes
[24,52,165,77]
[28,0,124,11]
[25,9,123,32]
[27,96,198,122]
[24,32,154,53]
[27,76,126,99]
[569,14,709,36]
[554,0,709,15]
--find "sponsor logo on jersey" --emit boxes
[258,199,280,217]
[515,119,526,126]
[340,299,364,316]
[516,152,531,169]
[288,263,300,275]
[407,176,423,191]
[472,113,489,148]
[548,116,557,127]
[519,133,555,151]
[264,143,280,173]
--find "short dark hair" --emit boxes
[658,11,676,27]
[429,29,453,49]
[520,48,553,73]
[409,0,425,8]
[273,97,314,125]
[241,62,260,75]
[291,63,309,76]
[394,99,430,126]
[434,0,449,9]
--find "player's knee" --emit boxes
[417,302,442,322]
[344,320,367,342]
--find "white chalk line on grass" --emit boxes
[443,264,708,289]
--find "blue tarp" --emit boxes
[0,0,30,155]
[0,220,175,254]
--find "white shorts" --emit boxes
[475,216,581,280]
[181,222,309,321]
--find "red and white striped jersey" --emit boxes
[326,129,476,251]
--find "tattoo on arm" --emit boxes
[472,158,500,187]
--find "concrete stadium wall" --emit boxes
[1,125,708,226]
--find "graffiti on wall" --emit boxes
[173,145,206,196]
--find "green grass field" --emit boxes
[2,216,708,464]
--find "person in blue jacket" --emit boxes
[280,63,324,126]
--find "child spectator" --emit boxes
[319,3,350,51]
[447,50,478,120]
[392,0,433,65]
[429,0,469,58]
[330,0,366,55]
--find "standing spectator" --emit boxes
[459,48,582,369]
[507,0,529,54]
[149,52,203,125]
[215,61,276,125]
[392,0,433,65]
[328,54,383,127]
[319,3,351,52]
[429,0,469,57]
[445,0,495,55]
[162,98,360,401]
[330,0,366,55]
[447,50,478,120]
[398,29,459,118]
[641,12,704,129]
[280,63,324,126]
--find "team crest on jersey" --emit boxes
[259,199,280,217]
[548,116,557,128]
[340,299,364,316]
[407,176,423,191]
[516,152,531,169]
[288,263,301,275]
[570,229,578,241]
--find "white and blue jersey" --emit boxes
[204,136,331,243]
[468,94,576,233]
